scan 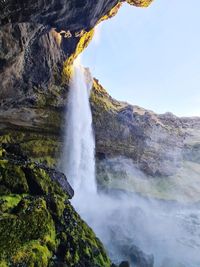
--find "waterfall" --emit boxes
[62,57,97,198]
[61,58,200,267]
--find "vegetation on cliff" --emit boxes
[0,144,111,267]
[0,0,154,171]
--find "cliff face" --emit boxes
[1,75,200,179]
[91,79,200,177]
[0,1,155,266]
[1,0,200,265]
[0,0,152,101]
[0,0,154,170]
[90,81,200,201]
[1,1,153,29]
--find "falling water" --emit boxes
[61,58,200,267]
[62,57,96,199]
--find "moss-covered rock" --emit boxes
[0,144,71,198]
[54,203,111,267]
[0,144,112,267]
[0,129,62,168]
[0,197,56,266]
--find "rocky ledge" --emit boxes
[0,144,111,266]
[92,79,200,177]
[0,0,153,102]
[1,77,200,179]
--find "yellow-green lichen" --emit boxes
[60,203,111,267]
[0,195,23,213]
[0,130,61,167]
[99,2,122,22]
[126,0,153,7]
[12,242,51,267]
[0,143,112,267]
[91,79,124,112]
[0,197,56,265]
[62,28,95,82]
[21,138,61,167]
[0,261,7,267]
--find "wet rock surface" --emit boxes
[0,144,112,266]
[1,77,200,179]
[0,0,154,178]
[122,245,154,267]
[1,0,198,266]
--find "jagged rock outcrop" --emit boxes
[0,1,153,170]
[1,76,200,178]
[0,0,154,169]
[0,23,65,100]
[1,0,200,265]
[0,144,112,266]
[0,0,152,101]
[0,1,153,29]
[118,244,154,267]
[91,79,200,177]
[0,2,156,265]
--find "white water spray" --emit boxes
[62,57,96,198]
[61,57,200,267]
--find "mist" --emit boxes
[61,57,200,267]
[72,156,200,267]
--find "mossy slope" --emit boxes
[0,144,111,267]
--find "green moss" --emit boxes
[59,203,111,267]
[0,160,8,168]
[50,194,66,217]
[0,162,29,194]
[91,79,123,112]
[12,241,51,267]
[0,134,13,144]
[0,261,8,267]
[21,138,61,167]
[0,145,112,267]
[0,149,66,197]
[0,197,56,264]
[0,130,61,168]
[0,195,23,213]
[26,164,66,197]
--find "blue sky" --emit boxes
[82,0,200,117]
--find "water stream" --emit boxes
[61,59,200,267]
[62,57,96,199]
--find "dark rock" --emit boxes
[0,0,119,30]
[0,0,153,104]
[0,23,65,100]
[0,143,73,198]
[129,245,154,267]
[119,261,130,267]
[2,143,27,160]
[47,168,74,199]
